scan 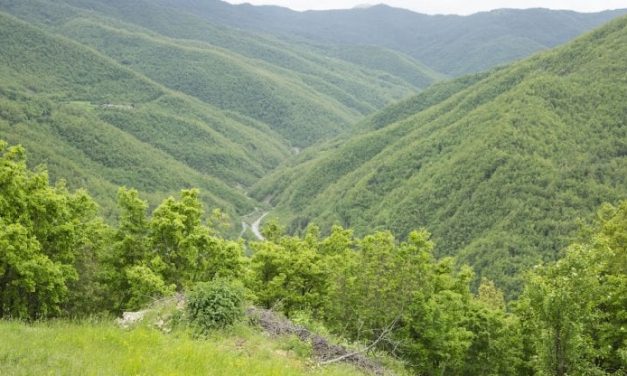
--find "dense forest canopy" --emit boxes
[147,0,626,75]
[0,1,625,374]
[254,15,627,296]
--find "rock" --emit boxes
[116,310,148,328]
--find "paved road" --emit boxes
[251,212,269,240]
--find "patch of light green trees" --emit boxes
[1,140,624,375]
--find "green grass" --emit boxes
[0,320,366,376]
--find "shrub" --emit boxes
[125,265,175,310]
[186,280,244,334]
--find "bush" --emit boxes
[124,265,175,311]
[186,280,244,334]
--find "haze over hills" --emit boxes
[148,0,627,75]
[253,16,627,295]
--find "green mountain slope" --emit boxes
[0,0,421,147]
[142,1,626,76]
[312,44,448,89]
[254,17,627,295]
[0,12,292,217]
[0,0,441,218]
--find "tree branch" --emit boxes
[319,314,400,366]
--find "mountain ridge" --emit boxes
[161,0,627,75]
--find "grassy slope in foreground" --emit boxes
[0,321,368,376]
[255,16,627,295]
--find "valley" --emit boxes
[0,1,626,375]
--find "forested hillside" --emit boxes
[145,0,627,75]
[2,138,625,375]
[0,0,424,147]
[0,12,295,218]
[254,16,627,295]
[1,0,626,373]
[0,0,425,219]
[1,0,623,221]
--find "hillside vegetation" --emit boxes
[1,138,625,375]
[0,320,368,376]
[0,0,435,218]
[254,16,627,295]
[0,0,423,147]
[147,0,627,75]
[0,12,294,218]
[1,0,622,221]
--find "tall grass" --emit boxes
[0,320,363,376]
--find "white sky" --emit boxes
[224,1,627,15]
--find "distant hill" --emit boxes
[0,0,435,220]
[0,12,295,217]
[151,0,627,76]
[0,0,425,148]
[253,16,627,295]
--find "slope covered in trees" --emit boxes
[0,0,423,147]
[0,0,432,217]
[2,0,622,220]
[2,138,624,375]
[0,12,292,217]
[145,0,626,76]
[254,16,627,295]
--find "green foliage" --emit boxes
[2,138,625,375]
[105,187,246,311]
[133,0,625,76]
[0,0,418,148]
[0,11,289,221]
[124,265,175,310]
[279,335,314,358]
[0,141,105,319]
[518,201,627,375]
[248,226,328,316]
[187,280,245,334]
[249,224,522,375]
[0,140,247,316]
[258,16,627,297]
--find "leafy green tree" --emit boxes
[0,141,105,318]
[248,226,328,316]
[397,259,474,374]
[106,188,245,311]
[104,188,155,311]
[519,201,627,375]
[461,296,522,375]
[150,189,245,288]
[320,226,359,329]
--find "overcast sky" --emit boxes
[224,1,627,15]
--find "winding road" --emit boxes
[251,212,269,240]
